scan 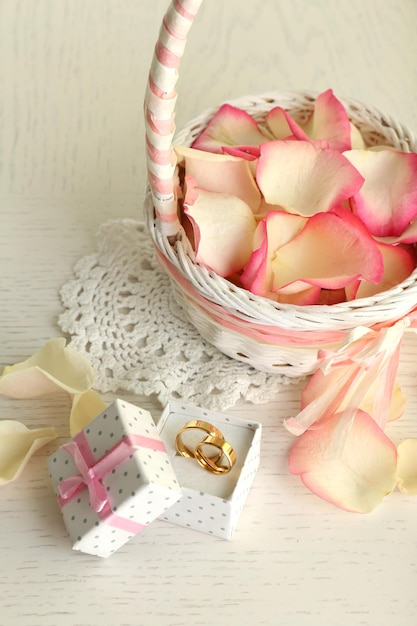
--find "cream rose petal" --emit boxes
[344,149,417,236]
[175,145,261,213]
[288,409,398,513]
[0,338,94,398]
[183,177,256,277]
[70,390,107,436]
[256,140,364,216]
[397,439,417,495]
[191,103,269,153]
[350,123,365,150]
[0,421,57,485]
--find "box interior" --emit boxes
[157,407,258,499]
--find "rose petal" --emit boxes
[316,288,347,305]
[0,421,57,485]
[270,210,383,291]
[301,89,352,151]
[183,176,256,276]
[221,145,260,160]
[70,390,107,436]
[345,242,416,300]
[175,145,261,213]
[239,220,268,290]
[329,203,371,234]
[288,409,398,512]
[274,285,322,305]
[240,211,306,297]
[397,439,417,495]
[0,338,94,398]
[266,106,308,141]
[369,145,401,152]
[376,220,417,245]
[350,123,365,150]
[286,364,360,436]
[256,140,364,216]
[221,145,259,176]
[266,91,354,152]
[191,103,269,153]
[344,149,417,236]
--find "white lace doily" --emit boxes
[59,219,299,410]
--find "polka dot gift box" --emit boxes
[156,401,262,540]
[48,400,182,558]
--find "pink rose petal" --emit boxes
[266,91,354,152]
[301,89,352,152]
[183,176,256,277]
[288,409,398,513]
[344,149,417,236]
[256,140,364,216]
[376,219,417,245]
[175,145,261,213]
[345,242,416,300]
[266,106,308,141]
[397,439,417,495]
[191,103,269,153]
[270,210,383,291]
[240,211,307,297]
[222,145,260,160]
[221,146,259,176]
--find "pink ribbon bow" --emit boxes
[58,439,111,512]
[56,430,167,534]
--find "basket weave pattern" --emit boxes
[144,0,417,376]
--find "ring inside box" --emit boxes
[158,407,257,498]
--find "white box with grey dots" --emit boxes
[48,399,183,558]
[156,401,262,540]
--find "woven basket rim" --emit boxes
[145,89,417,329]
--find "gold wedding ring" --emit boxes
[175,420,224,459]
[175,420,236,474]
[195,435,236,475]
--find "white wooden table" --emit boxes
[1,2,417,624]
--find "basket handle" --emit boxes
[144,0,203,237]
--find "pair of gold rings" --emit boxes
[175,420,236,475]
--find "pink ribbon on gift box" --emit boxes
[57,429,167,534]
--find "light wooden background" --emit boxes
[1,1,417,625]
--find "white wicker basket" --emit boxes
[143,0,417,376]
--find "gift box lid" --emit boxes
[48,399,182,557]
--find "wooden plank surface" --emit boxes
[1,2,417,625]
